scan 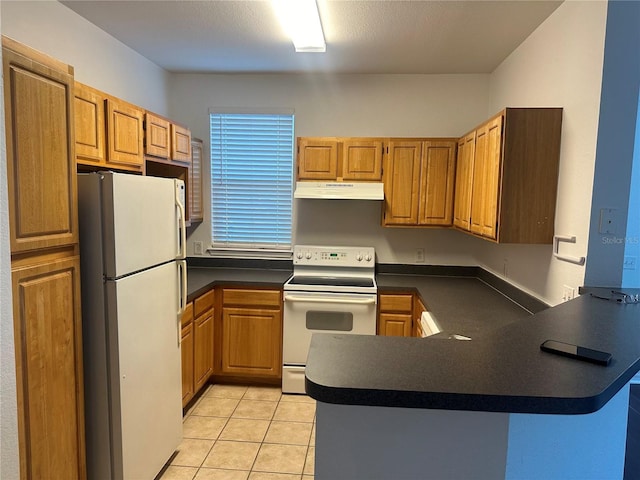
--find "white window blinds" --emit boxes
[210,112,294,253]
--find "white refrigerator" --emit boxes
[78,172,187,480]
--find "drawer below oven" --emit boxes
[282,366,306,394]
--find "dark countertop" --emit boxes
[305,292,640,414]
[377,274,532,339]
[187,265,292,302]
[186,262,537,336]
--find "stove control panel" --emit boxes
[293,245,375,267]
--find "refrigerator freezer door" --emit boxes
[102,172,181,278]
[105,261,182,480]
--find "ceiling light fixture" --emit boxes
[272,0,326,53]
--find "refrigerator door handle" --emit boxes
[175,181,187,260]
[177,259,187,346]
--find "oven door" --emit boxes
[282,291,377,365]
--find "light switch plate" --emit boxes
[194,241,203,255]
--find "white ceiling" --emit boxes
[61,0,563,74]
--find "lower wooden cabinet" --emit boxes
[194,308,214,392]
[378,293,413,337]
[11,254,86,479]
[181,289,214,407]
[219,288,282,379]
[181,321,194,407]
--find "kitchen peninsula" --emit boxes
[305,291,640,480]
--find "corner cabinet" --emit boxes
[454,108,562,244]
[297,137,383,181]
[219,288,282,379]
[3,36,86,479]
[383,139,457,227]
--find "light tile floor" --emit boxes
[159,384,316,480]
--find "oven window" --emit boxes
[306,311,354,331]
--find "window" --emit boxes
[210,111,294,256]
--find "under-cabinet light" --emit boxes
[272,0,326,53]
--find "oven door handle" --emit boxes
[284,294,376,305]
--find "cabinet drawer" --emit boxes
[181,301,194,328]
[194,289,215,317]
[379,294,413,313]
[222,288,281,307]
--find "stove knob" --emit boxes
[356,254,363,261]
[296,252,303,259]
[365,254,372,262]
[305,252,312,259]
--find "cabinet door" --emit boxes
[221,307,282,377]
[3,46,78,253]
[11,255,86,479]
[74,82,105,165]
[342,140,383,181]
[297,138,338,180]
[194,310,214,392]
[470,126,488,235]
[171,124,192,164]
[378,313,412,337]
[145,112,171,159]
[106,98,144,169]
[189,138,204,223]
[419,141,456,226]
[383,141,422,225]
[453,132,475,231]
[181,322,194,408]
[479,115,503,239]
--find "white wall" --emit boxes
[475,0,608,304]
[623,91,640,288]
[169,73,489,266]
[0,0,170,115]
[0,5,19,477]
[585,0,640,288]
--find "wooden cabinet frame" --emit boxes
[454,108,562,244]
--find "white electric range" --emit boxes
[282,245,378,394]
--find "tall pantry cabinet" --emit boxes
[3,36,86,479]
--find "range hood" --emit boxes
[294,182,384,200]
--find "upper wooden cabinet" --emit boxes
[297,137,383,181]
[382,140,422,225]
[106,97,145,169]
[74,82,105,165]
[74,82,144,173]
[189,138,204,223]
[144,112,171,159]
[383,139,457,227]
[454,108,563,244]
[453,132,476,231]
[171,123,192,164]
[4,39,78,254]
[418,141,457,226]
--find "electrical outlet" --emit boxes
[599,208,617,234]
[624,256,637,270]
[415,248,425,264]
[194,241,203,255]
[562,285,576,302]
